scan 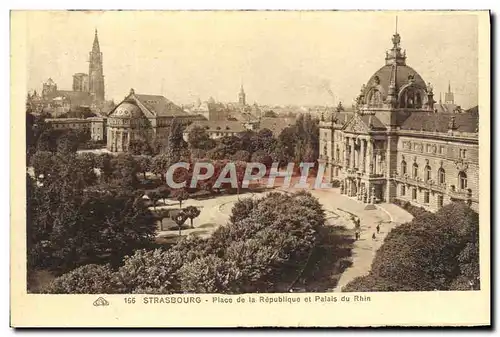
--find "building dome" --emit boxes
[356,31,433,110]
[366,64,427,95]
[111,101,142,118]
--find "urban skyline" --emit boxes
[26,11,478,109]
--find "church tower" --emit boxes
[238,85,246,106]
[88,29,105,103]
[444,81,454,104]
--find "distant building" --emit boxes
[318,29,479,212]
[28,29,110,116]
[45,118,91,132]
[89,117,107,141]
[183,116,294,142]
[183,120,246,141]
[434,81,459,113]
[73,73,89,92]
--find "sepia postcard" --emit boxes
[10,10,491,327]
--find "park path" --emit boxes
[274,185,413,292]
[332,199,414,292]
[152,184,414,292]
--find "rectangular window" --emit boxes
[401,185,406,196]
[439,146,445,154]
[437,195,444,208]
[412,188,417,200]
[426,144,431,153]
[424,191,430,204]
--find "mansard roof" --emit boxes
[400,112,478,133]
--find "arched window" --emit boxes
[412,163,418,178]
[401,160,407,175]
[459,171,467,189]
[415,92,422,109]
[368,88,383,107]
[425,165,431,182]
[438,168,446,184]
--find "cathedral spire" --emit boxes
[448,80,451,93]
[89,28,105,103]
[238,84,246,106]
[92,29,100,53]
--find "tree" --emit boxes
[95,153,113,183]
[187,125,215,150]
[49,190,157,271]
[251,150,273,168]
[129,139,152,156]
[166,118,184,165]
[30,151,55,179]
[110,153,140,190]
[135,155,152,180]
[151,154,170,182]
[271,141,290,169]
[190,148,207,162]
[146,189,160,210]
[172,189,190,209]
[277,127,297,161]
[231,150,251,162]
[183,206,201,228]
[56,130,80,153]
[239,130,257,153]
[171,209,188,236]
[157,185,171,204]
[217,135,242,156]
[37,129,58,152]
[234,161,247,198]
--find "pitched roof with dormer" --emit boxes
[110,89,189,119]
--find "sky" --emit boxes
[25,11,479,109]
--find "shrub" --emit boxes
[114,249,184,294]
[393,198,431,218]
[44,264,118,294]
[229,197,256,224]
[178,255,242,293]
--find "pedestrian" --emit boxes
[372,232,376,240]
[354,231,359,240]
[376,223,380,234]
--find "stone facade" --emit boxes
[318,30,479,212]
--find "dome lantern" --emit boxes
[385,17,407,66]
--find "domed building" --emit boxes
[106,88,205,152]
[319,29,479,212]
